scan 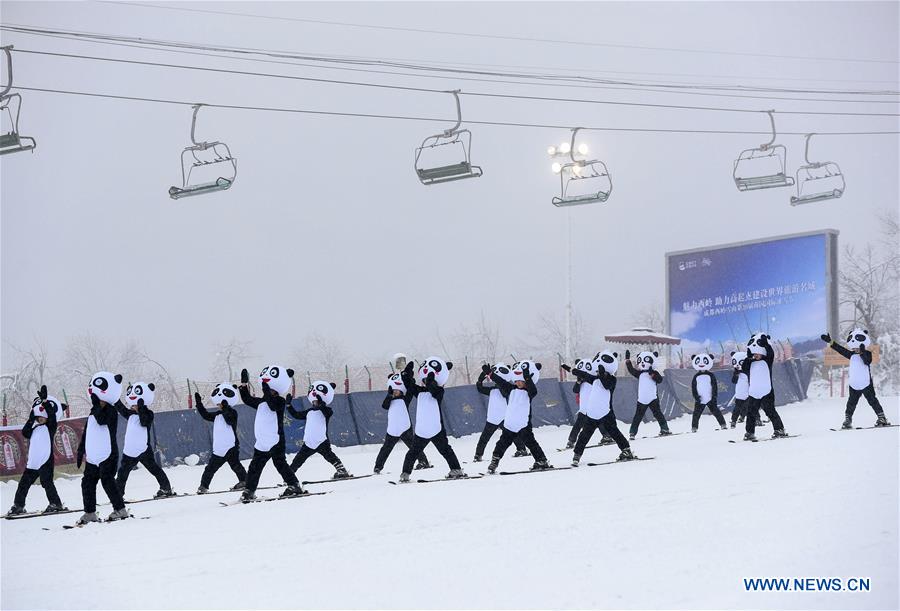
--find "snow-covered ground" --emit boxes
[2,396,897,610]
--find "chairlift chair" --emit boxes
[168,104,237,200]
[0,46,36,156]
[790,133,844,206]
[414,90,482,185]
[551,128,612,207]
[733,110,794,192]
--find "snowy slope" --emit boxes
[1,396,897,610]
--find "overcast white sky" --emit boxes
[1,1,898,377]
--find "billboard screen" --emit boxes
[666,230,838,356]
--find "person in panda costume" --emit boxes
[689,354,728,432]
[398,356,467,482]
[114,382,174,498]
[6,386,67,516]
[76,372,129,524]
[484,360,552,474]
[564,358,616,448]
[821,329,891,428]
[194,383,247,493]
[373,366,431,473]
[238,365,303,500]
[562,350,634,466]
[728,351,760,429]
[287,380,351,478]
[740,333,788,440]
[473,362,528,461]
[625,350,671,439]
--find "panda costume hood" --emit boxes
[500,361,541,433]
[211,383,241,407]
[510,360,542,384]
[743,334,774,400]
[691,353,715,372]
[690,354,717,405]
[626,351,662,405]
[259,365,293,395]
[307,380,337,406]
[825,328,875,392]
[124,382,156,408]
[635,351,659,371]
[417,357,453,387]
[846,328,871,350]
[387,372,407,396]
[121,381,157,458]
[88,371,124,405]
[572,358,596,414]
[297,380,338,450]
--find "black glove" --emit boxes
[820,333,832,343]
[77,455,83,469]
[240,368,249,384]
[261,380,271,395]
[403,360,415,374]
[285,393,293,405]
[481,364,491,374]
[38,385,48,401]
[90,392,101,408]
[561,364,571,372]
[427,371,435,382]
[137,398,145,409]
[194,392,202,407]
[625,350,631,360]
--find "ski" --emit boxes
[124,493,190,505]
[302,474,375,485]
[498,467,570,476]
[830,424,898,431]
[584,457,655,467]
[218,491,330,507]
[388,475,483,485]
[729,434,801,443]
[4,508,81,521]
[556,439,615,452]
[54,515,150,530]
[638,432,685,440]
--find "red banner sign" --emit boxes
[0,417,86,477]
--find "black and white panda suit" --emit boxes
[741,334,787,438]
[9,387,65,513]
[821,330,890,427]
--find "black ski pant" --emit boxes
[82,455,125,513]
[568,413,588,445]
[476,421,525,457]
[629,399,669,437]
[402,430,460,474]
[730,398,747,424]
[200,446,247,489]
[574,412,629,456]
[116,448,171,495]
[290,441,344,472]
[692,401,727,430]
[245,441,299,492]
[846,385,884,417]
[14,457,62,508]
[492,425,546,462]
[374,429,429,471]
[745,394,784,436]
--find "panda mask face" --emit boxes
[89,371,124,404]
[124,382,156,408]
[31,395,61,419]
[418,357,452,387]
[387,373,407,396]
[594,351,619,376]
[731,351,747,370]
[691,354,714,372]
[211,383,240,408]
[258,365,293,395]
[510,360,541,384]
[491,362,513,383]
[577,358,596,377]
[308,381,337,406]
[635,351,658,371]
[846,328,871,350]
[747,333,770,356]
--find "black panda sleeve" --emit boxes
[137,403,154,427]
[286,399,305,420]
[859,346,873,365]
[597,369,616,390]
[94,402,117,425]
[827,341,853,360]
[570,368,598,384]
[710,372,718,404]
[731,369,740,385]
[401,369,421,398]
[21,411,36,439]
[475,375,492,396]
[114,401,131,420]
[763,342,775,365]
[625,360,641,379]
[489,372,514,396]
[238,385,263,409]
[523,372,538,399]
[691,373,700,402]
[740,356,752,375]
[423,374,445,402]
[381,392,393,410]
[649,370,663,384]
[221,405,238,428]
[195,398,216,422]
[573,381,581,394]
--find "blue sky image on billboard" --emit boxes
[668,233,827,354]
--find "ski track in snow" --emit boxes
[1,396,897,610]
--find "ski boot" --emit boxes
[280,485,306,497]
[841,416,853,429]
[107,508,130,521]
[658,429,673,437]
[398,472,411,483]
[76,512,100,525]
[691,427,698,433]
[446,469,467,480]
[487,456,500,475]
[472,454,483,463]
[240,490,257,503]
[196,486,210,495]
[512,449,530,458]
[571,454,581,468]
[43,504,68,514]
[530,460,552,471]
[875,413,891,427]
[565,440,575,449]
[743,432,757,442]
[730,421,737,429]
[415,459,432,470]
[771,429,789,439]
[617,448,636,462]
[628,434,636,441]
[230,481,246,491]
[6,505,26,517]
[600,436,615,446]
[154,488,176,499]
[333,464,351,479]
[373,467,382,475]
[737,416,745,423]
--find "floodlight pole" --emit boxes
[565,208,573,365]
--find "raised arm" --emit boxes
[624,351,640,379]
[649,369,663,384]
[488,372,514,395]
[195,394,217,422]
[475,365,493,396]
[731,369,740,385]
[597,369,616,390]
[381,391,394,410]
[562,364,598,384]
[238,369,263,408]
[423,372,445,402]
[859,346,873,365]
[114,400,132,420]
[285,396,305,420]
[137,400,154,427]
[821,333,853,359]
[401,362,421,398]
[523,371,538,399]
[21,409,36,439]
[221,405,239,428]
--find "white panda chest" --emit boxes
[486,388,507,425]
[586,379,611,419]
[212,413,236,456]
[637,372,657,404]
[123,413,149,457]
[414,392,442,438]
[503,388,530,433]
[85,415,112,465]
[253,401,280,452]
[848,354,870,390]
[734,372,750,400]
[748,360,772,398]
[26,422,52,470]
[577,381,592,413]
[303,409,328,449]
[386,398,411,436]
[695,374,713,403]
